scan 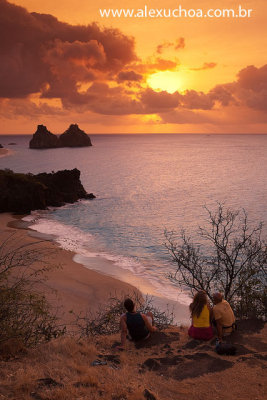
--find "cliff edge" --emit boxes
[0,168,95,213]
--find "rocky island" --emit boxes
[0,168,95,213]
[29,124,92,149]
[29,125,58,149]
[58,124,92,147]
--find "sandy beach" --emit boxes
[0,213,139,325]
[0,148,10,158]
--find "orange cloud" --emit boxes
[156,37,185,54]
[133,58,179,75]
[191,62,217,71]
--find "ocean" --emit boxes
[1,134,267,322]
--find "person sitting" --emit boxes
[212,292,236,342]
[188,290,214,340]
[119,298,157,348]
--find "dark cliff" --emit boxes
[0,169,95,214]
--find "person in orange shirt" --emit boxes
[188,291,214,340]
[212,292,236,342]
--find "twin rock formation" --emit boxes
[29,124,92,149]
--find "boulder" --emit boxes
[58,124,92,147]
[29,125,58,149]
[0,168,95,214]
[0,144,3,148]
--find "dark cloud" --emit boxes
[61,82,144,115]
[209,85,234,107]
[140,88,180,112]
[181,90,214,110]
[235,65,267,110]
[237,64,267,90]
[117,70,143,82]
[210,64,267,111]
[0,0,136,98]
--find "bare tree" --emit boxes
[165,204,267,318]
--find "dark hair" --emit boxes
[189,291,208,318]
[124,298,135,312]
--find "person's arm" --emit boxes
[142,314,157,333]
[119,315,128,348]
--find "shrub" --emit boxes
[74,292,174,337]
[0,232,65,349]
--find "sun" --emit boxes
[147,71,187,93]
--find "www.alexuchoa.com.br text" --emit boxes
[99,5,253,19]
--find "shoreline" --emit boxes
[0,213,140,325]
[3,212,190,325]
[0,148,13,158]
[20,212,190,324]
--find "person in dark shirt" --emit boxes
[119,298,157,349]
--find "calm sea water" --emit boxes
[1,134,267,316]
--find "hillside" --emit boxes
[0,320,266,400]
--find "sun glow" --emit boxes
[147,71,188,94]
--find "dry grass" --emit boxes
[0,326,266,400]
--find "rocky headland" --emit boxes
[0,168,95,213]
[29,124,92,149]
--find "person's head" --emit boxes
[213,292,223,304]
[124,298,135,312]
[190,290,208,318]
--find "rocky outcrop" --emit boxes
[0,168,95,213]
[58,124,92,147]
[0,144,3,148]
[29,125,58,149]
[29,124,92,149]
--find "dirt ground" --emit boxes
[0,319,266,400]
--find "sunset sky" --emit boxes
[0,0,266,134]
